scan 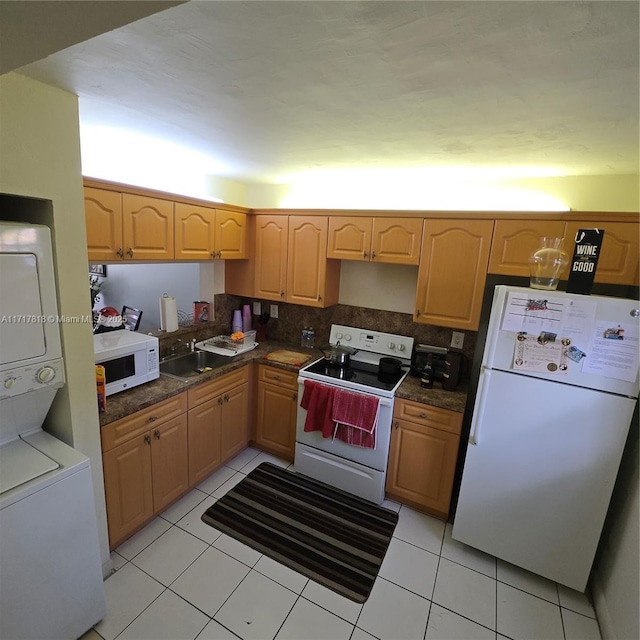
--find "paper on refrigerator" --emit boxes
[582,321,640,383]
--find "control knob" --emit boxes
[335,332,343,340]
[343,334,352,341]
[36,366,56,384]
[397,344,406,352]
[4,376,16,389]
[388,341,396,349]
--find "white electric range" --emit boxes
[295,325,414,504]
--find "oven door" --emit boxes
[294,378,394,504]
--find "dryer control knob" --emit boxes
[335,332,343,340]
[36,366,56,384]
[388,342,396,349]
[397,344,406,352]
[4,377,16,389]
[343,334,352,341]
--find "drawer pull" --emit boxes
[217,397,224,405]
[144,434,151,445]
[224,394,230,402]
[154,429,161,439]
[273,374,281,380]
[419,413,428,419]
[147,416,158,423]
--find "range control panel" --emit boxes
[328,325,414,360]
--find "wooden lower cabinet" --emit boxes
[255,365,298,460]
[386,398,463,520]
[187,367,250,485]
[102,411,188,548]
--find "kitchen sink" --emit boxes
[159,350,228,381]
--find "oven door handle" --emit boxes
[297,378,393,407]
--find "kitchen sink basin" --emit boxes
[159,350,227,381]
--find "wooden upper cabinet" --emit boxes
[563,221,639,285]
[85,187,123,261]
[327,216,422,265]
[287,216,340,307]
[327,217,372,261]
[216,210,247,259]
[122,194,174,260]
[255,215,289,300]
[415,219,494,331]
[489,220,567,276]
[174,203,217,260]
[175,204,247,260]
[371,218,423,265]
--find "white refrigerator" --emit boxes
[452,285,639,592]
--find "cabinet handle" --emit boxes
[126,247,134,258]
[416,309,421,317]
[393,420,399,429]
[210,251,216,259]
[317,295,322,301]
[292,392,297,400]
[224,394,229,402]
[371,251,376,260]
[154,429,161,439]
[280,291,285,297]
[144,434,151,444]
[116,247,124,258]
[273,374,281,380]
[217,396,223,405]
[147,416,158,423]
[419,413,428,419]
[363,251,368,259]
[217,250,222,258]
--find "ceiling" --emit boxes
[7,1,640,184]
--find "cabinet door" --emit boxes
[174,203,216,260]
[216,211,247,259]
[102,434,153,548]
[221,383,249,462]
[85,187,123,261]
[151,414,189,512]
[415,219,493,330]
[488,220,567,276]
[563,221,639,285]
[287,216,327,306]
[386,418,460,519]
[287,216,340,307]
[255,381,297,460]
[371,218,423,265]
[327,217,372,261]
[122,194,174,260]
[255,215,289,301]
[187,397,222,487]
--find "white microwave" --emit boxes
[93,331,159,396]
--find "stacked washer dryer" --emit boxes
[0,222,105,639]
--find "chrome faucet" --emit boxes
[169,338,191,356]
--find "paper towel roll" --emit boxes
[159,295,179,332]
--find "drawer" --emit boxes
[188,365,250,408]
[393,397,463,435]
[101,392,187,451]
[258,364,298,390]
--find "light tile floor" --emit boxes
[82,447,601,640]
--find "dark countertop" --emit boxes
[99,341,468,426]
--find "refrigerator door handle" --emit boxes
[469,367,491,445]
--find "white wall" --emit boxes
[98,263,200,333]
[0,73,110,572]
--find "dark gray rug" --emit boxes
[202,462,398,603]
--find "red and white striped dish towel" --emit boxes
[332,389,380,449]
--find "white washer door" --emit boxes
[0,439,59,494]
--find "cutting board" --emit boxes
[264,350,312,366]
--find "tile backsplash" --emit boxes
[214,294,477,363]
[151,294,477,368]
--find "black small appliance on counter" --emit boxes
[411,343,465,391]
